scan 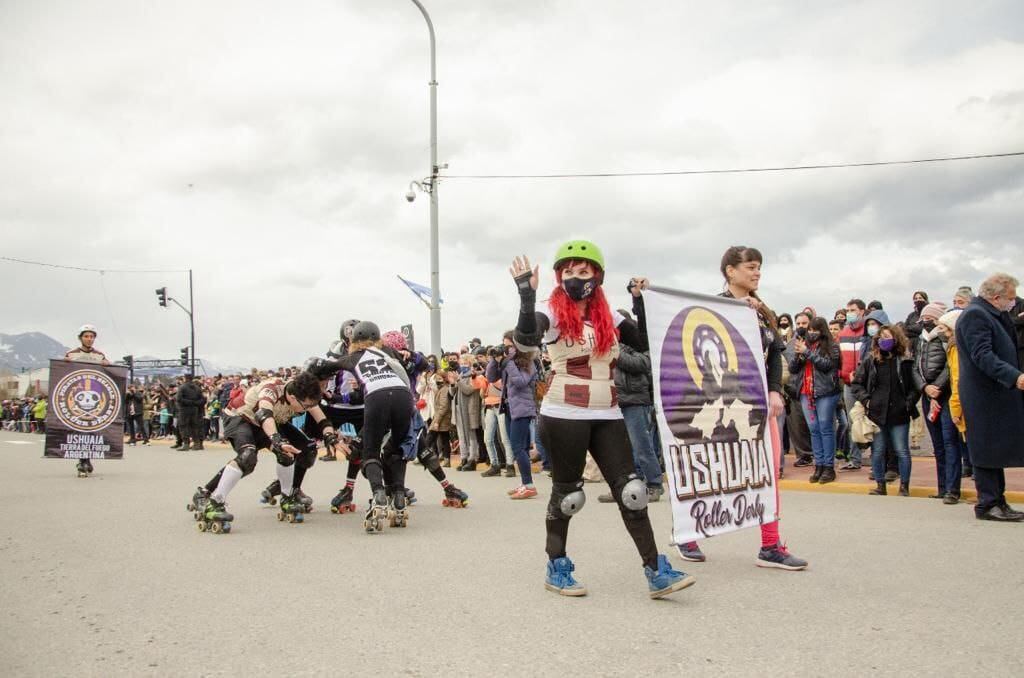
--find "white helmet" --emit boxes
[78,324,98,337]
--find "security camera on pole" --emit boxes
[155,269,196,376]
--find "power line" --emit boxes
[0,256,186,274]
[440,150,1024,180]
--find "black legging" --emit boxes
[539,414,658,569]
[360,388,413,492]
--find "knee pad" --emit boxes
[234,445,258,476]
[274,451,296,467]
[612,473,649,511]
[547,480,586,520]
[360,457,383,478]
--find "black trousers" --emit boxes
[973,466,1007,515]
[179,407,203,444]
[539,415,658,569]
[127,414,148,443]
[360,389,413,492]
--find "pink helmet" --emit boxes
[381,330,407,352]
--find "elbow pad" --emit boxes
[514,329,541,351]
[254,408,274,426]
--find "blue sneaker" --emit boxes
[674,541,706,562]
[545,557,587,597]
[645,554,696,599]
[756,542,808,571]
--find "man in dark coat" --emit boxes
[175,375,206,451]
[955,273,1024,522]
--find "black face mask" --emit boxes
[561,277,597,301]
[806,331,821,343]
[922,320,936,332]
[779,322,790,329]
[914,300,927,312]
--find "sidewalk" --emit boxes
[779,454,1024,503]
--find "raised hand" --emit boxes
[509,255,539,291]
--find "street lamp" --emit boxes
[406,0,443,358]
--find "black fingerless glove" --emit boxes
[270,433,284,455]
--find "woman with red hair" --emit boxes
[509,240,694,599]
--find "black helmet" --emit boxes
[351,321,380,343]
[340,319,360,341]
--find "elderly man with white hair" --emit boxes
[955,273,1024,522]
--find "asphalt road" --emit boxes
[2,429,1023,677]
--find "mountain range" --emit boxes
[0,332,243,376]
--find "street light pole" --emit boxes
[410,0,442,358]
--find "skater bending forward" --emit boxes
[508,241,694,599]
[320,321,416,532]
[190,371,342,531]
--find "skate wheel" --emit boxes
[295,514,304,523]
[277,512,285,521]
[287,514,295,523]
[222,522,232,533]
[330,506,340,514]
[197,521,207,532]
[186,503,194,512]
[211,521,223,534]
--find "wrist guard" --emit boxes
[270,433,284,455]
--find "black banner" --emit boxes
[44,359,127,460]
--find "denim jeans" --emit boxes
[399,411,426,461]
[531,418,550,470]
[621,404,663,485]
[483,407,512,466]
[923,394,957,495]
[871,423,910,485]
[842,385,863,466]
[800,393,839,467]
[835,404,849,459]
[508,415,534,485]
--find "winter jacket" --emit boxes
[125,392,144,417]
[454,374,483,431]
[947,343,966,435]
[860,310,891,361]
[32,399,47,420]
[787,342,841,399]
[1011,297,1024,369]
[912,332,950,396]
[428,380,454,432]
[850,354,920,428]
[143,394,157,418]
[903,309,924,352]
[614,345,653,407]
[176,381,205,410]
[838,323,867,385]
[493,358,538,420]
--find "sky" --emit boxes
[2,0,1023,369]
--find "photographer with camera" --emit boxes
[453,353,485,471]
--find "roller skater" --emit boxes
[65,324,109,476]
[260,479,314,512]
[319,322,416,535]
[507,242,694,599]
[187,486,210,519]
[189,371,343,532]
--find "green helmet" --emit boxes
[553,239,605,271]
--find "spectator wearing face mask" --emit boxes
[952,287,973,310]
[837,299,868,470]
[935,309,968,501]
[851,324,919,496]
[782,312,813,468]
[913,301,957,500]
[777,314,794,343]
[788,317,842,484]
[861,308,898,481]
[904,291,929,349]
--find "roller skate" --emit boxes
[441,484,469,508]
[330,486,356,514]
[196,498,233,534]
[387,487,410,528]
[405,488,417,506]
[276,493,305,524]
[294,488,314,513]
[76,459,90,478]
[259,479,280,507]
[187,487,211,520]
[363,488,388,534]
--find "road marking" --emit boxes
[2,441,36,445]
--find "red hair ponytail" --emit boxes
[549,264,618,356]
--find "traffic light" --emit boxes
[122,355,134,368]
[180,347,189,366]
[156,287,168,307]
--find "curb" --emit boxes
[778,478,1024,504]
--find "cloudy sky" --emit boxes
[2,0,1023,368]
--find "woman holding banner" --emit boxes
[637,246,808,570]
[508,241,694,599]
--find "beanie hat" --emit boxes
[937,309,962,332]
[920,302,947,321]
